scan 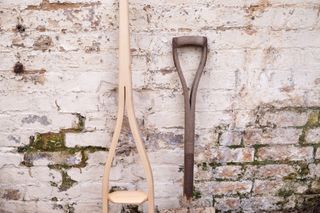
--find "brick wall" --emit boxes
[0,0,320,212]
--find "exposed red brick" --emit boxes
[26,0,100,11]
[212,181,252,195]
[212,147,254,163]
[257,146,313,161]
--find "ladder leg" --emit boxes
[125,86,154,213]
[103,199,108,213]
[102,86,125,213]
[147,198,155,213]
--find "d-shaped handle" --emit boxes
[172,35,208,111]
[172,36,207,48]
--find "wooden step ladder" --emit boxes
[102,0,155,212]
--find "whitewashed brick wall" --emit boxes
[0,0,320,212]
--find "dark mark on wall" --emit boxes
[2,189,20,200]
[33,35,53,51]
[21,115,51,126]
[7,135,21,144]
[15,24,26,33]
[13,62,24,74]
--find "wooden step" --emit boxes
[108,191,148,204]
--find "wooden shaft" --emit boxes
[184,109,196,199]
[119,0,131,86]
[172,36,208,201]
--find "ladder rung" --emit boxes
[108,191,148,204]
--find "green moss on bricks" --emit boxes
[283,163,309,181]
[296,194,320,212]
[81,146,107,153]
[277,188,294,197]
[283,173,298,181]
[16,113,108,193]
[299,111,320,145]
[50,181,58,187]
[209,162,221,168]
[65,203,75,213]
[306,112,319,127]
[18,113,87,154]
[298,163,310,176]
[197,162,209,171]
[227,145,244,149]
[192,186,202,200]
[18,132,65,153]
[59,171,77,191]
[35,132,65,151]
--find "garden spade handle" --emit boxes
[172,36,208,201]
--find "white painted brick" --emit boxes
[0,201,40,213]
[66,182,102,201]
[87,151,107,166]
[154,182,182,198]
[73,201,103,213]
[252,8,318,29]
[211,147,254,163]
[244,164,296,180]
[0,0,43,9]
[257,145,314,161]
[316,149,320,159]
[241,196,284,212]
[0,92,56,113]
[212,166,243,180]
[65,132,110,147]
[84,112,111,131]
[156,197,180,210]
[0,132,31,147]
[269,0,320,5]
[293,69,320,90]
[146,111,184,129]
[306,128,320,144]
[23,183,54,201]
[149,149,183,165]
[199,181,253,195]
[0,166,60,185]
[133,0,260,6]
[214,197,241,212]
[0,149,23,167]
[68,166,104,182]
[0,113,78,133]
[196,111,233,129]
[55,93,99,113]
[152,165,182,182]
[133,6,246,31]
[244,128,302,145]
[260,110,309,127]
[220,131,243,146]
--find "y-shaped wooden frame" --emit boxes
[172,36,208,201]
[102,0,154,212]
